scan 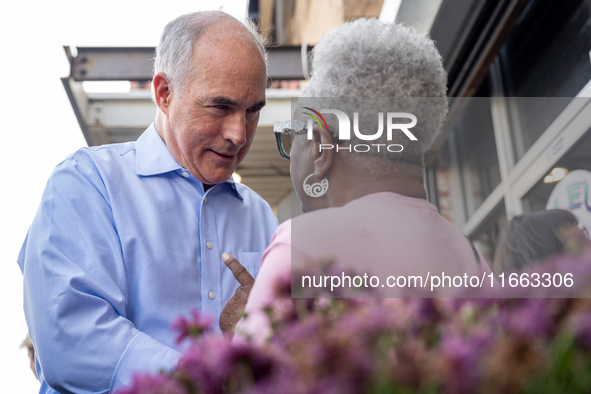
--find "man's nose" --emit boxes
[223,112,247,146]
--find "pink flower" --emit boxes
[171,308,213,344]
[115,373,186,394]
[570,311,591,350]
[174,336,285,393]
[439,330,491,394]
[497,299,554,339]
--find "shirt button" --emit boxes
[206,242,213,249]
[182,171,189,178]
[203,196,207,203]
[209,291,215,299]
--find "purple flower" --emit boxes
[311,376,365,394]
[447,297,504,312]
[497,299,554,339]
[212,340,277,381]
[171,308,213,344]
[243,372,304,394]
[174,337,232,393]
[407,298,443,330]
[174,336,283,393]
[335,301,399,338]
[116,252,591,394]
[271,315,323,344]
[272,268,292,299]
[570,311,591,351]
[439,330,491,394]
[114,373,186,394]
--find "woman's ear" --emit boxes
[311,126,334,178]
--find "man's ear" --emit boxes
[153,72,172,115]
[311,126,334,178]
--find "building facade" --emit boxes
[422,0,591,262]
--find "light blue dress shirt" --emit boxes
[17,124,278,394]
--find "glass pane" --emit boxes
[430,141,456,224]
[280,134,293,157]
[472,204,507,267]
[499,0,591,159]
[452,95,502,218]
[522,128,591,212]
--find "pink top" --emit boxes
[235,192,487,342]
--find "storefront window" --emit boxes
[472,204,507,267]
[429,142,455,224]
[499,0,591,160]
[522,128,591,212]
[452,92,502,218]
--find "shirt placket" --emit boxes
[199,190,223,319]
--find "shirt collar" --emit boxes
[136,124,244,200]
[136,123,182,176]
[224,178,244,200]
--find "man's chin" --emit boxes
[203,171,235,186]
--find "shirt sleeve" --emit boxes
[18,156,181,394]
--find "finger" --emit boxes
[219,305,236,339]
[222,253,255,286]
[219,296,248,339]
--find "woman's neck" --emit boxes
[325,156,427,208]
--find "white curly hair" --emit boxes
[301,19,448,169]
[154,11,267,97]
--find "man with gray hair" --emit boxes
[18,11,277,394]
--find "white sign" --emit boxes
[546,169,591,232]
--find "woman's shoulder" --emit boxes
[272,219,292,242]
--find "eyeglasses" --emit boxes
[273,120,308,160]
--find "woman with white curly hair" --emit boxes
[220,19,489,340]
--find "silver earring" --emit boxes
[303,174,329,198]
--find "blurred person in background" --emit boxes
[20,334,37,379]
[493,209,590,274]
[221,19,489,340]
[18,11,277,394]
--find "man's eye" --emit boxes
[214,105,229,110]
[247,107,262,113]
